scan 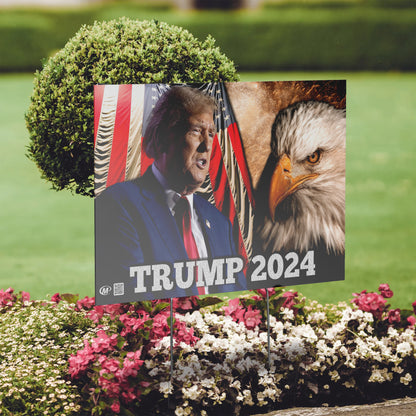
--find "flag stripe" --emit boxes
[94,85,119,196]
[126,84,145,181]
[106,85,132,188]
[94,85,105,147]
[140,136,154,176]
[209,137,248,263]
[227,122,255,206]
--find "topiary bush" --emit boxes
[25,18,238,197]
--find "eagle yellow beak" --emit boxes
[269,154,318,222]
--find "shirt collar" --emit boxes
[152,164,194,215]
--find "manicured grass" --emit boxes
[1,72,415,309]
[0,74,94,299]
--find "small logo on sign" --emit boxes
[99,285,112,296]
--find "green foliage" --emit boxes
[1,3,415,73]
[0,14,52,72]
[25,18,238,196]
[182,9,416,71]
[0,297,98,415]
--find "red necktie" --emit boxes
[174,197,205,295]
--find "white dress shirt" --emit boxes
[152,164,209,259]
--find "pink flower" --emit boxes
[20,291,30,302]
[150,311,171,344]
[120,312,150,336]
[387,308,401,324]
[119,350,144,380]
[256,288,276,298]
[223,298,246,324]
[110,401,120,413]
[99,375,121,398]
[51,293,62,303]
[352,291,386,320]
[121,386,139,403]
[243,305,262,329]
[282,291,298,310]
[407,315,416,328]
[175,322,199,346]
[99,357,121,377]
[172,296,198,311]
[87,306,105,323]
[223,298,240,315]
[91,330,119,354]
[104,303,125,319]
[0,287,15,307]
[76,296,95,311]
[234,307,246,323]
[68,339,95,378]
[378,284,393,299]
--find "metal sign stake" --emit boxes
[168,297,174,410]
[170,298,174,381]
[266,290,271,372]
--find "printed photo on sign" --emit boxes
[94,81,346,305]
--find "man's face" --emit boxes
[162,111,215,195]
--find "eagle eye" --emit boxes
[306,150,321,165]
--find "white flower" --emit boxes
[343,378,356,389]
[392,365,404,374]
[281,308,295,321]
[329,370,340,382]
[368,368,392,383]
[182,384,201,401]
[285,337,306,359]
[397,342,412,356]
[200,378,215,388]
[400,373,412,386]
[159,381,173,396]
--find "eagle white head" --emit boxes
[256,100,346,255]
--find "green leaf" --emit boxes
[154,302,170,314]
[197,296,224,308]
[60,293,80,304]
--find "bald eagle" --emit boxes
[255,100,346,255]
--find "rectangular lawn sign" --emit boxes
[94,81,346,305]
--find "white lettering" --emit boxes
[174,261,195,290]
[151,264,173,291]
[131,265,151,293]
[196,259,225,287]
[225,257,244,284]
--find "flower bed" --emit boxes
[1,285,415,415]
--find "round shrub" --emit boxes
[25,18,239,197]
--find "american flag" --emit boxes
[94,83,255,263]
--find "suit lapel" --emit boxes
[193,195,221,258]
[139,168,188,260]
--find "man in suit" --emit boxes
[95,86,246,305]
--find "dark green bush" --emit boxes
[0,14,53,71]
[2,4,416,73]
[25,18,238,197]
[181,9,416,71]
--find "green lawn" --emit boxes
[1,72,415,309]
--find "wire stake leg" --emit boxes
[266,289,271,372]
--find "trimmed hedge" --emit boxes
[1,3,416,72]
[25,18,238,196]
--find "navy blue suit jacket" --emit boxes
[95,167,246,304]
